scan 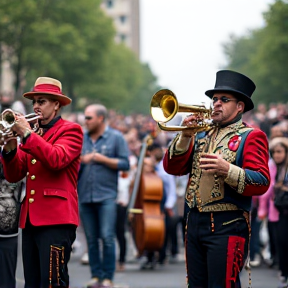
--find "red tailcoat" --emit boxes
[1,119,83,228]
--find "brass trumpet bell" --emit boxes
[150,89,214,132]
[0,109,40,134]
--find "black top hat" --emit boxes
[205,70,256,113]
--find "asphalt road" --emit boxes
[15,229,281,288]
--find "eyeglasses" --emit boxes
[212,96,238,104]
[32,99,48,106]
[84,116,93,120]
[32,98,56,106]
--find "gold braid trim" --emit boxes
[169,133,192,158]
[49,245,65,288]
[224,164,246,194]
[201,203,240,212]
[238,168,246,194]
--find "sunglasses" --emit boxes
[85,116,93,120]
[32,99,48,105]
[212,96,238,104]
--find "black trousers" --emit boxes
[0,236,18,288]
[116,204,127,264]
[277,209,288,278]
[158,210,180,263]
[267,220,278,264]
[186,208,249,288]
[22,220,76,288]
[169,215,182,256]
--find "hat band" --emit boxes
[33,84,62,95]
[214,85,239,90]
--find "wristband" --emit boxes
[22,129,32,144]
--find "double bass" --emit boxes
[127,135,165,256]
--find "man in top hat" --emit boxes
[163,70,270,288]
[0,77,83,288]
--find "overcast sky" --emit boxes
[140,0,274,106]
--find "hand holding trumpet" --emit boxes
[0,116,31,151]
[10,114,32,139]
[6,111,32,143]
[0,132,17,151]
[150,89,214,133]
[181,114,203,138]
[0,109,39,149]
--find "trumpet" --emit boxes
[0,109,40,135]
[150,89,215,132]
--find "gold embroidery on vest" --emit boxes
[185,120,253,210]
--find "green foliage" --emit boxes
[0,0,158,114]
[74,43,159,114]
[222,0,288,106]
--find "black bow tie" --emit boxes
[32,116,61,136]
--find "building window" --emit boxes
[119,15,126,24]
[106,0,113,8]
[119,34,126,42]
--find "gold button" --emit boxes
[31,175,35,180]
[31,190,35,195]
[31,159,37,164]
[29,198,34,203]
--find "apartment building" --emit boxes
[0,0,140,102]
[0,45,15,105]
[101,0,140,57]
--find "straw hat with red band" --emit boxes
[23,77,72,106]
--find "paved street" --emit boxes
[15,229,281,288]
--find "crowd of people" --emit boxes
[0,76,185,288]
[0,70,288,288]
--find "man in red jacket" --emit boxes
[163,70,270,288]
[1,77,83,288]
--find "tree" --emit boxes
[76,43,159,114]
[0,0,114,99]
[222,0,288,105]
[0,0,159,114]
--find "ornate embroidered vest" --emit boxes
[186,120,253,212]
[0,163,24,236]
